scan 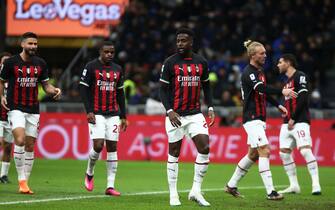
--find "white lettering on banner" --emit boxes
[209,135,220,158]
[14,0,121,26]
[38,125,70,159]
[146,133,167,157]
[72,126,92,160]
[268,136,279,160]
[127,133,146,156]
[313,138,324,161]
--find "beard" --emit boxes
[25,48,37,56]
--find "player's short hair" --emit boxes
[21,32,38,41]
[98,41,115,50]
[176,28,194,38]
[280,54,298,68]
[243,40,264,57]
[0,52,11,61]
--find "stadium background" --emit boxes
[0,0,335,209]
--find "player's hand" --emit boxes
[1,96,9,111]
[208,109,215,126]
[282,88,297,98]
[87,112,96,124]
[120,118,128,131]
[53,88,62,100]
[168,111,181,128]
[278,105,288,117]
[288,119,295,130]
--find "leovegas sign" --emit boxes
[6,0,129,37]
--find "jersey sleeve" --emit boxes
[243,71,263,89]
[0,59,12,81]
[295,73,309,95]
[201,59,210,82]
[79,64,92,87]
[117,69,124,89]
[159,59,171,84]
[39,59,50,83]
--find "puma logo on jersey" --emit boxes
[18,68,23,72]
[99,72,103,76]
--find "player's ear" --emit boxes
[21,40,25,48]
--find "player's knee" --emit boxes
[198,145,209,154]
[169,147,180,157]
[3,143,12,154]
[15,137,25,146]
[106,141,117,152]
[300,148,315,161]
[248,152,259,161]
[280,148,292,153]
[258,147,270,157]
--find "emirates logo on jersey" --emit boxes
[177,75,200,87]
[96,80,115,91]
[17,77,38,87]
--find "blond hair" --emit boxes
[244,40,264,57]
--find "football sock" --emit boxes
[279,152,299,187]
[86,149,100,176]
[167,154,179,197]
[0,161,10,177]
[227,155,254,188]
[191,153,209,193]
[24,151,34,180]
[106,152,118,189]
[259,157,274,195]
[300,148,320,188]
[14,145,25,181]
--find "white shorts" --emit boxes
[165,113,209,143]
[243,120,268,148]
[88,115,120,141]
[279,122,312,149]
[8,110,40,138]
[0,120,13,143]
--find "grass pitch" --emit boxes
[0,159,334,210]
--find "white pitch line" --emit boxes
[0,185,287,205]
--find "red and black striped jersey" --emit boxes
[0,55,49,114]
[283,71,310,124]
[241,64,267,123]
[0,83,8,121]
[79,58,124,116]
[159,53,209,116]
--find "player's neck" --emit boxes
[250,60,262,70]
[180,50,192,58]
[20,52,31,62]
[286,67,296,78]
[98,57,109,66]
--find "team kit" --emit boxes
[0,30,321,206]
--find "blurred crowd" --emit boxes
[59,0,334,110]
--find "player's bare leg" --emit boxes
[168,140,182,206]
[299,145,321,195]
[0,139,12,184]
[188,134,210,207]
[13,128,33,194]
[279,148,300,194]
[85,139,103,191]
[258,145,283,200]
[105,140,120,196]
[226,146,258,198]
[24,136,35,181]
